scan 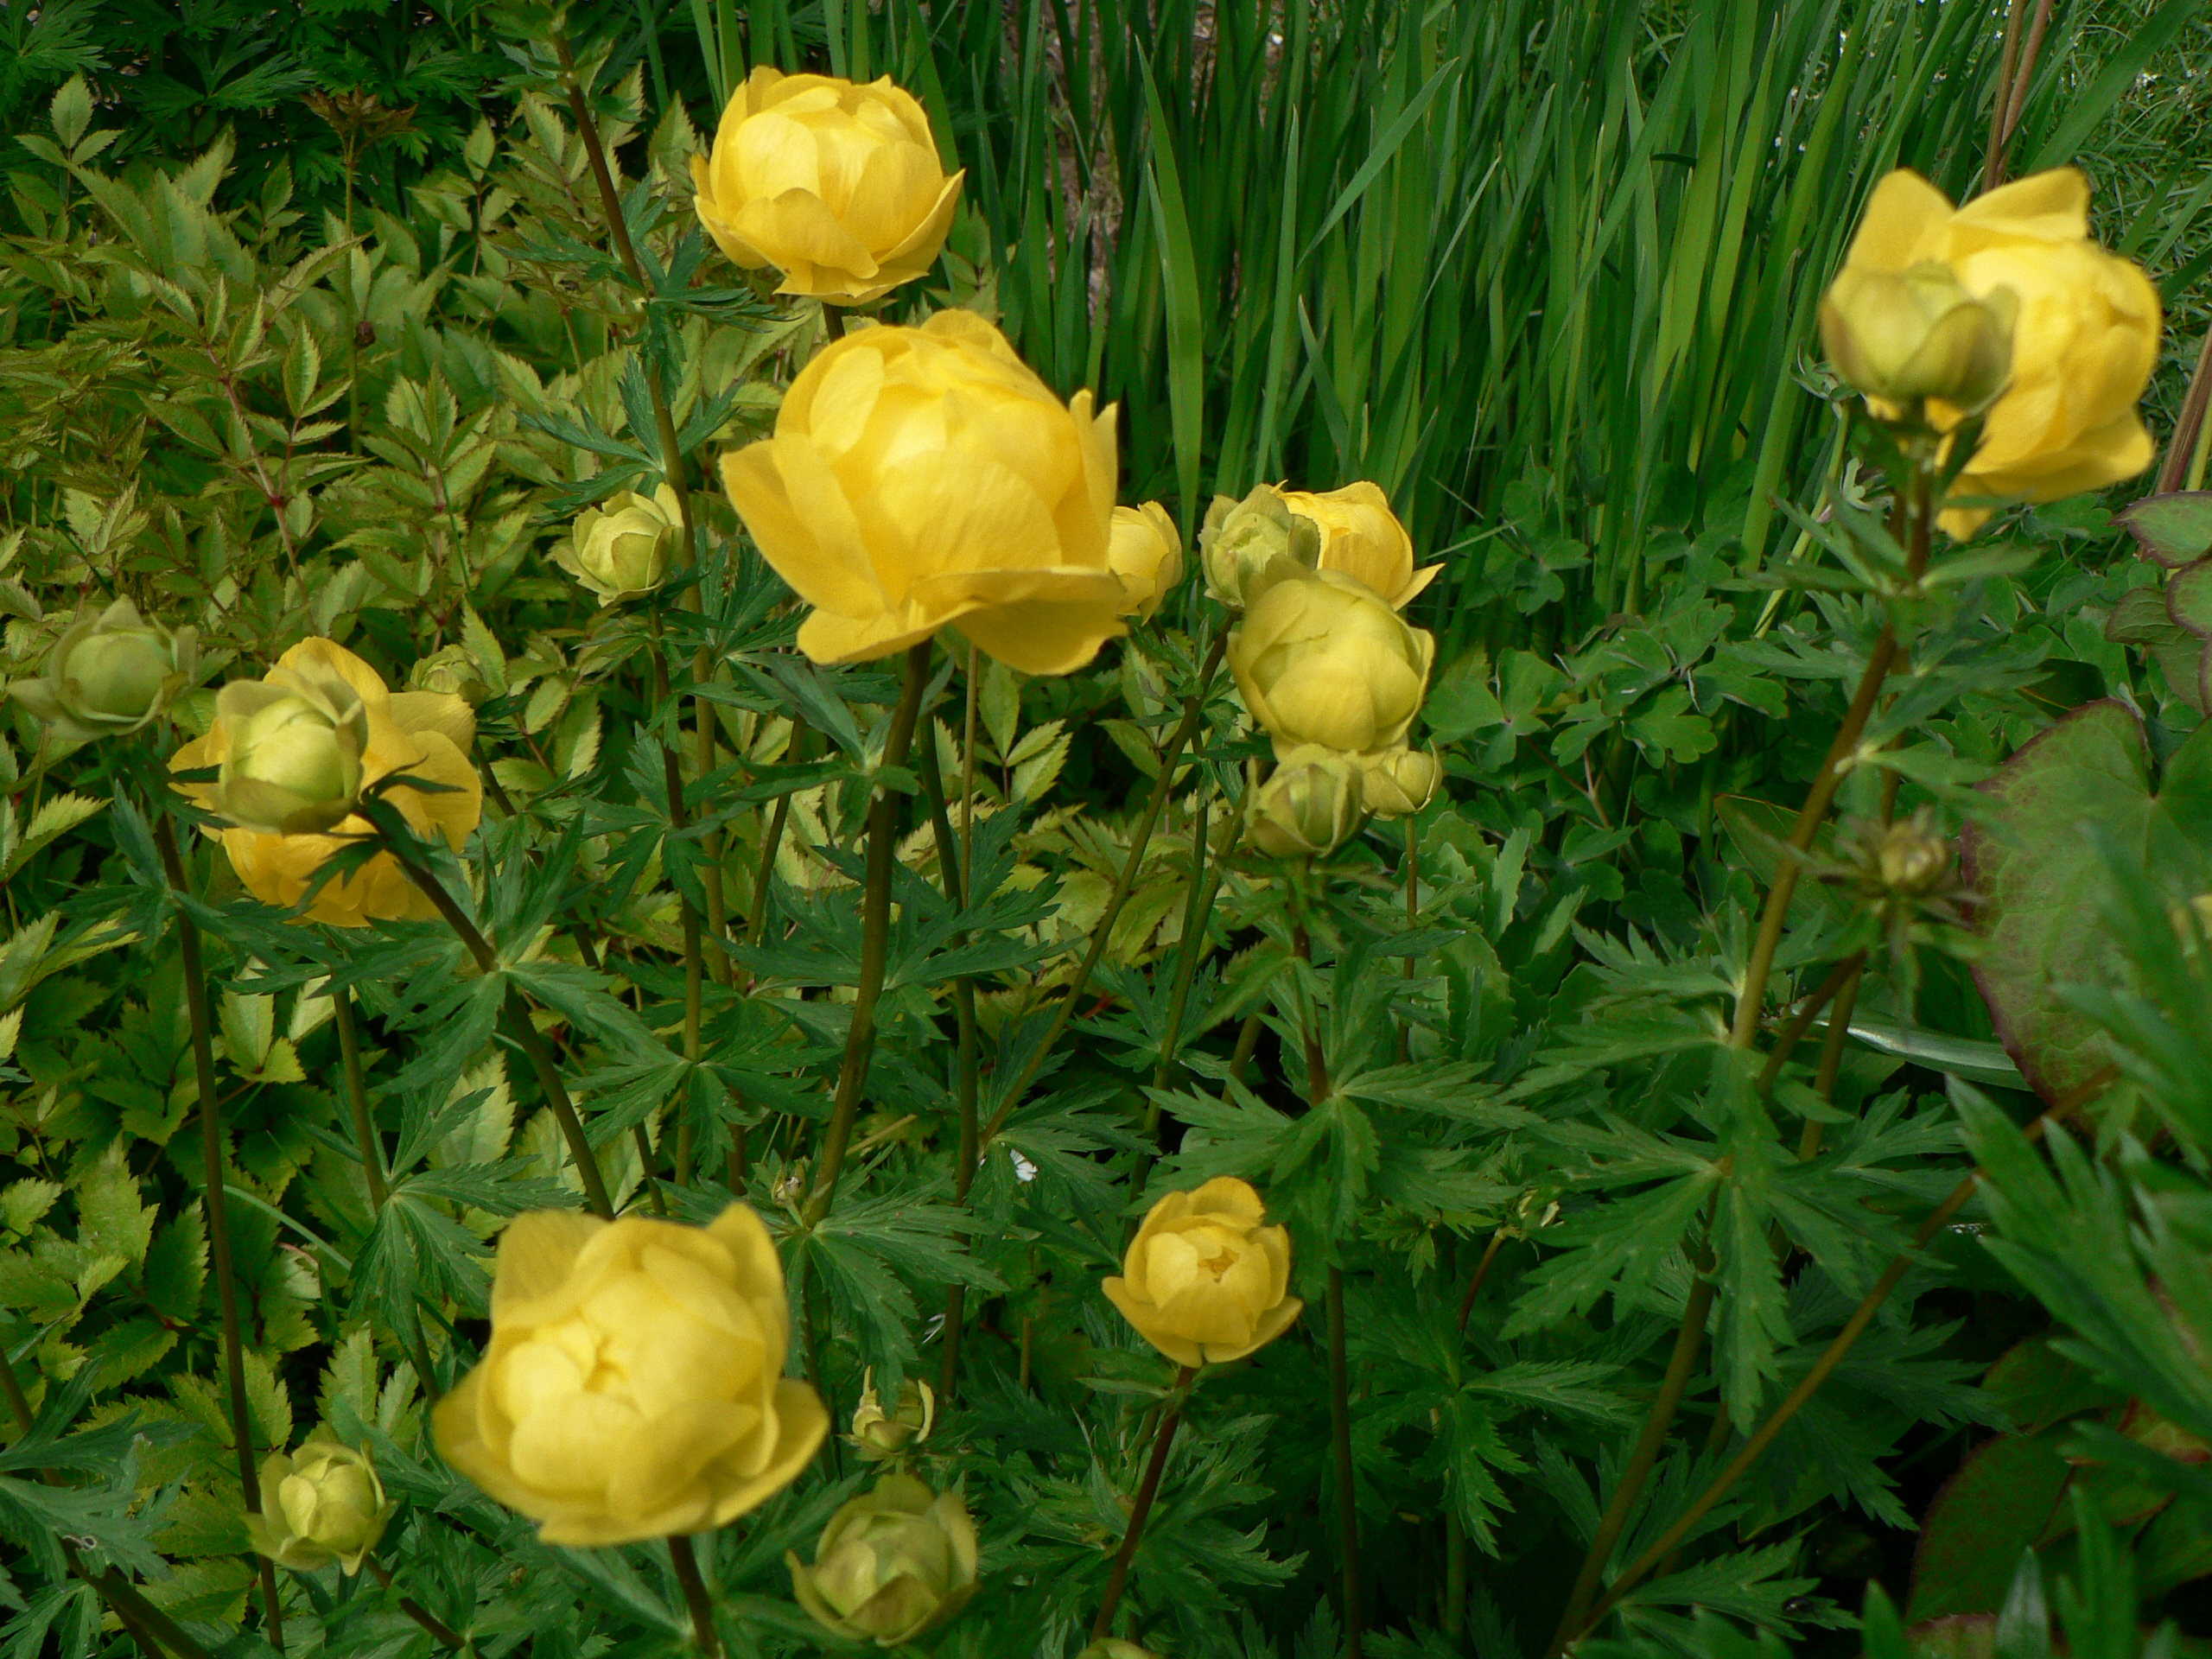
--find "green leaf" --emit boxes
[2120,493,2212,569]
[1903,1430,2074,1623]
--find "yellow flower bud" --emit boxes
[1359,745,1441,819]
[849,1369,936,1461]
[1108,503,1185,620]
[1245,746,1363,859]
[1198,485,1319,609]
[169,641,482,928]
[1103,1177,1303,1367]
[1874,817,1954,898]
[1079,1643,1163,1659]
[245,1440,394,1575]
[692,68,964,305]
[1228,569,1435,759]
[5,598,197,742]
[787,1474,980,1647]
[408,644,490,705]
[1830,168,2160,537]
[1819,261,2016,412]
[431,1205,827,1546]
[723,311,1127,676]
[556,486,682,607]
[1276,482,1438,610]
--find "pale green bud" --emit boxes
[1246,745,1363,859]
[5,598,196,742]
[556,484,683,605]
[787,1474,979,1647]
[849,1369,935,1461]
[245,1441,395,1575]
[1819,262,2017,413]
[207,667,369,836]
[1359,745,1440,819]
[1199,485,1320,609]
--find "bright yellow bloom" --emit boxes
[722,310,1126,675]
[169,639,481,929]
[692,67,963,304]
[1108,502,1185,620]
[788,1474,979,1646]
[1834,168,2160,537]
[432,1206,827,1547]
[1277,482,1438,609]
[245,1441,394,1576]
[1228,570,1434,759]
[1246,746,1363,859]
[5,598,197,742]
[1103,1178,1302,1367]
[556,485,681,606]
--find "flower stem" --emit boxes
[1090,1365,1197,1640]
[981,631,1227,1147]
[802,642,931,1225]
[373,817,615,1219]
[152,817,286,1652]
[651,645,710,1187]
[1729,467,1930,1049]
[1455,1230,1507,1332]
[1544,1257,1717,1659]
[1572,1070,2113,1641]
[333,988,389,1212]
[363,1556,468,1652]
[666,1535,722,1658]
[915,711,982,1402]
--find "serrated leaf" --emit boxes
[219,991,275,1072]
[2,793,104,880]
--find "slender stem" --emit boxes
[363,1556,468,1652]
[333,988,389,1212]
[960,642,979,901]
[982,632,1228,1147]
[823,306,847,343]
[379,829,615,1218]
[1730,471,1930,1048]
[748,721,809,947]
[1800,966,1865,1163]
[1090,1366,1197,1640]
[153,818,286,1651]
[1755,952,1867,1096]
[666,1536,722,1658]
[917,717,983,1401]
[696,648,731,984]
[1444,1511,1467,1640]
[1327,1268,1363,1659]
[1574,1072,2114,1639]
[1149,789,1217,1111]
[801,643,931,1224]
[1456,1230,1508,1332]
[1982,0,2028,194]
[1544,1263,1718,1659]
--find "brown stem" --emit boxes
[1544,1259,1718,1659]
[1983,0,2028,194]
[1755,952,1868,1096]
[382,837,614,1218]
[666,1535,722,1657]
[1799,965,1865,1163]
[1730,474,1930,1048]
[2158,312,2212,496]
[363,1556,468,1652]
[1575,1071,2116,1638]
[981,632,1229,1147]
[153,818,286,1650]
[1456,1231,1508,1332]
[2001,0,2055,146]
[801,643,931,1224]
[1090,1366,1197,1639]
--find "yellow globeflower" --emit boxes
[1108,502,1185,620]
[432,1206,828,1547]
[5,598,197,743]
[1245,746,1364,859]
[1832,168,2160,537]
[1103,1178,1303,1368]
[1277,482,1438,610]
[245,1441,395,1576]
[692,67,963,305]
[1228,570,1434,760]
[555,485,682,607]
[722,310,1126,675]
[170,639,481,929]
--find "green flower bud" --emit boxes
[1079,1643,1164,1659]
[408,643,491,705]
[207,663,370,836]
[849,1369,935,1461]
[5,598,196,742]
[1818,261,2017,414]
[1245,745,1363,859]
[556,484,683,605]
[1359,745,1440,819]
[245,1441,395,1575]
[787,1474,979,1648]
[1199,484,1320,609]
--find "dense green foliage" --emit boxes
[5,4,2212,1659]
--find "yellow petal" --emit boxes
[1955,166,2088,241]
[493,1211,606,1322]
[1186,1176,1266,1224]
[703,1378,830,1528]
[912,569,1127,677]
[1846,170,1955,273]
[721,436,887,622]
[273,638,392,713]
